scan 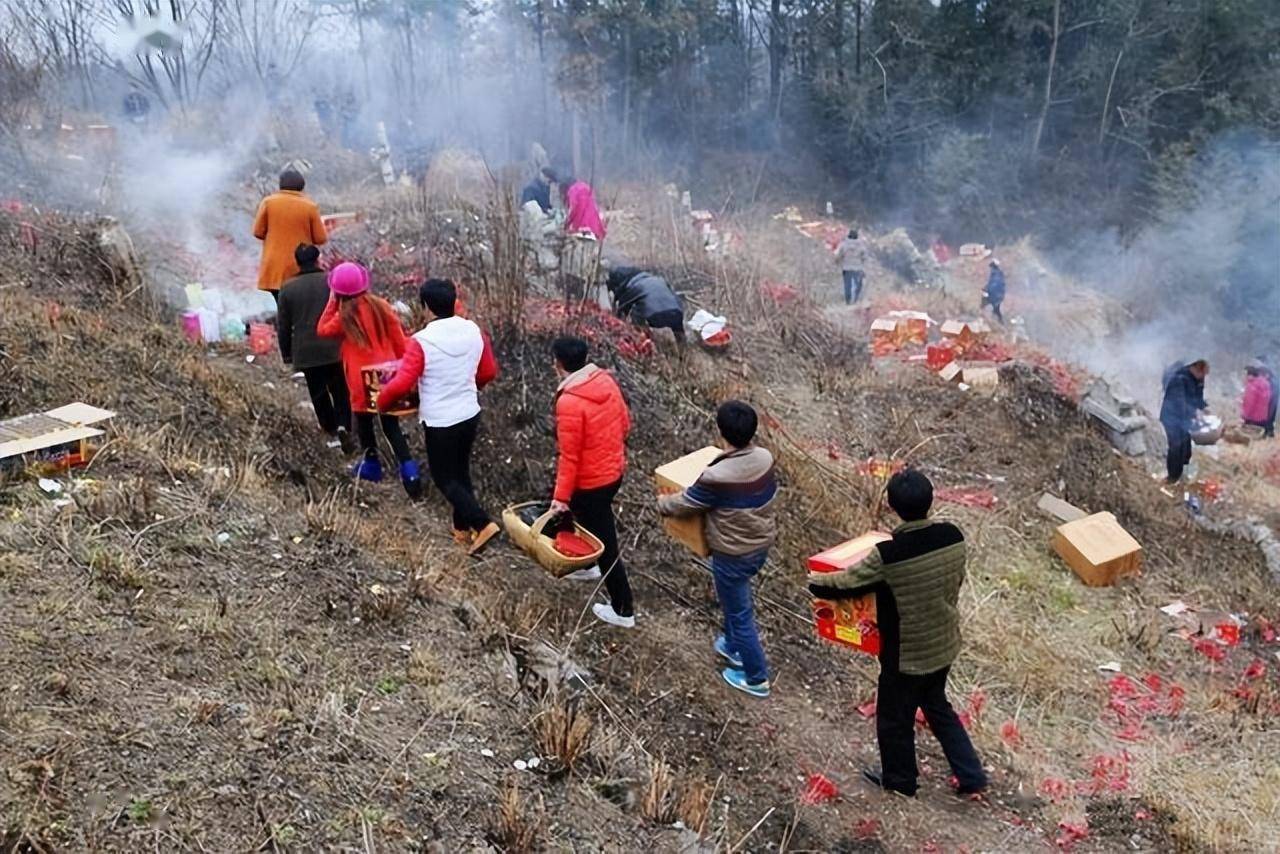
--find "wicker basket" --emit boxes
[501,501,604,578]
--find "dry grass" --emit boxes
[534,694,594,775]
[639,754,675,823]
[492,780,546,854]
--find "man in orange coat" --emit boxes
[252,169,328,301]
[550,336,634,627]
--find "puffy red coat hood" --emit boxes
[554,364,630,501]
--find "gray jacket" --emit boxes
[835,237,868,272]
[610,272,682,323]
[658,445,778,556]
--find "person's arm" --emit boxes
[310,204,329,246]
[552,400,584,504]
[657,472,720,518]
[807,547,887,599]
[377,339,424,411]
[252,200,268,240]
[316,295,343,339]
[475,330,499,388]
[276,290,294,363]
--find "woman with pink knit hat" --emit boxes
[316,262,422,498]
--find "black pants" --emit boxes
[570,479,633,617]
[1164,424,1192,482]
[302,363,352,435]
[646,309,686,344]
[981,294,1004,323]
[423,415,490,532]
[842,269,864,303]
[877,665,986,796]
[355,412,413,463]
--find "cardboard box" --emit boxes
[961,365,999,392]
[0,402,116,471]
[808,532,892,655]
[1037,493,1088,523]
[1052,511,1142,587]
[654,446,723,556]
[939,361,963,383]
[360,361,418,416]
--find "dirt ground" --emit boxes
[0,188,1277,853]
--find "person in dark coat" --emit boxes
[1159,359,1209,483]
[278,244,355,453]
[1256,356,1278,438]
[980,259,1006,323]
[520,167,557,215]
[606,266,686,344]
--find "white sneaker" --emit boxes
[592,602,635,629]
[564,565,601,582]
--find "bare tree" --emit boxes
[221,0,316,93]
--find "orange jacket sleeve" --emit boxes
[316,295,343,339]
[377,339,423,411]
[553,395,584,503]
[476,330,499,388]
[310,203,329,246]
[252,199,268,240]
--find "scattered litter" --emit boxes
[1160,601,1190,616]
[934,487,997,510]
[999,719,1022,748]
[37,478,63,495]
[245,355,255,363]
[800,773,839,804]
[1097,661,1122,673]
[527,757,541,769]
[480,748,494,758]
[513,759,528,771]
[215,532,231,545]
[856,697,877,718]
[291,535,303,544]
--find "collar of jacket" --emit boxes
[712,446,750,464]
[893,519,935,535]
[557,362,600,394]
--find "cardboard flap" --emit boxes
[44,402,117,426]
[808,532,892,572]
[654,446,722,491]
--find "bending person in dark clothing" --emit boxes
[605,266,686,345]
[1159,359,1209,484]
[807,469,987,798]
[520,167,557,214]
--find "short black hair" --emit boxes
[716,400,758,449]
[886,469,933,521]
[295,243,320,268]
[553,336,589,372]
[848,228,858,239]
[607,266,642,292]
[279,169,306,191]
[419,278,456,317]
[540,166,558,183]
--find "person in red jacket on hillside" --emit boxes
[316,261,422,499]
[550,336,634,627]
[377,278,502,555]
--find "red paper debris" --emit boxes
[0,199,22,214]
[999,719,1022,748]
[1194,637,1227,662]
[1215,622,1241,647]
[1135,809,1152,821]
[1039,777,1070,803]
[934,487,998,510]
[1055,821,1089,850]
[853,818,881,839]
[856,697,877,718]
[760,280,800,306]
[800,773,839,805]
[1084,751,1131,794]
[1244,659,1267,680]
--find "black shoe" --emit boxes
[955,781,988,797]
[862,767,914,797]
[336,427,357,455]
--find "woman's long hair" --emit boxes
[339,293,398,350]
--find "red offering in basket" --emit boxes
[361,360,418,415]
[554,530,597,558]
[809,533,891,654]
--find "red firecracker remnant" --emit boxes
[1215,621,1241,647]
[1243,659,1267,680]
[1,199,22,214]
[856,696,878,719]
[800,773,839,805]
[999,719,1022,749]
[760,280,800,306]
[934,487,998,510]
[1039,777,1070,803]
[1194,637,1228,662]
[1083,751,1131,794]
[1055,821,1090,850]
[853,818,881,839]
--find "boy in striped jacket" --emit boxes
[658,401,777,698]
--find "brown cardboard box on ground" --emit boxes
[1052,511,1142,586]
[654,446,723,557]
[1037,493,1088,523]
[960,365,1000,392]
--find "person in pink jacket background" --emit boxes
[563,177,606,240]
[1242,365,1273,429]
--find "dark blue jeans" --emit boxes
[842,270,864,304]
[712,550,769,684]
[877,665,986,795]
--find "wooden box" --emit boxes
[1052,512,1142,587]
[808,532,892,655]
[654,446,723,556]
[360,360,418,416]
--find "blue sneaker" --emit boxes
[351,456,383,483]
[714,635,744,669]
[399,460,424,500]
[721,667,770,698]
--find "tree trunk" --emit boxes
[855,0,862,78]
[768,0,783,108]
[622,27,632,159]
[1031,0,1061,155]
[834,0,846,86]
[354,0,370,99]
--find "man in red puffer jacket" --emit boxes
[550,336,634,627]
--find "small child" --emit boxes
[658,401,777,697]
[316,262,422,499]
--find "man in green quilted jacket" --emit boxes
[807,469,987,798]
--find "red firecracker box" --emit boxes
[809,532,891,654]
[360,360,418,416]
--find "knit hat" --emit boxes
[328,262,369,297]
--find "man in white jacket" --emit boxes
[377,279,501,555]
